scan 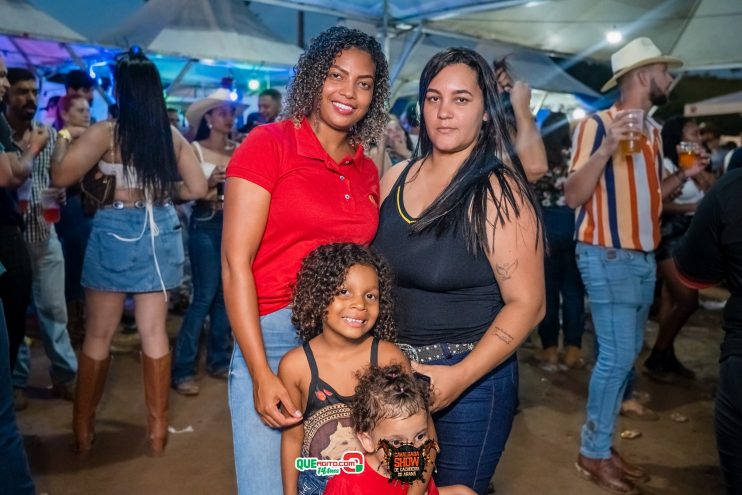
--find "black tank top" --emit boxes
[300,338,379,459]
[371,162,504,346]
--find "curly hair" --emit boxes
[351,364,430,434]
[281,26,390,146]
[291,243,396,342]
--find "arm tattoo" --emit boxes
[495,259,519,281]
[491,326,514,345]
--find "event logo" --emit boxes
[378,439,439,484]
[294,451,364,476]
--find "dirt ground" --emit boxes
[17,298,726,495]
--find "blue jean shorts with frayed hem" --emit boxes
[81,204,184,293]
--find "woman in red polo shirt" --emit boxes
[222,27,390,494]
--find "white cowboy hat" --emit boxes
[185,88,249,129]
[601,37,683,92]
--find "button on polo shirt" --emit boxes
[227,117,380,316]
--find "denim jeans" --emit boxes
[13,231,77,389]
[228,307,300,495]
[0,301,35,494]
[716,355,742,493]
[172,209,231,384]
[430,351,518,495]
[56,193,91,302]
[576,242,655,459]
[538,206,585,349]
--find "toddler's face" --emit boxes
[357,411,429,474]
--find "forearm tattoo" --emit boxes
[495,259,519,281]
[491,325,514,345]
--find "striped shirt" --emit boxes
[12,123,58,244]
[570,105,663,252]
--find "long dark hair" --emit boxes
[114,48,178,199]
[281,26,390,146]
[411,48,541,254]
[661,116,692,167]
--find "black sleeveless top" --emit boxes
[371,163,504,346]
[300,338,379,459]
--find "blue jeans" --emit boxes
[172,209,231,384]
[13,231,77,389]
[431,351,518,495]
[538,206,585,349]
[228,307,300,495]
[576,242,655,459]
[0,301,35,494]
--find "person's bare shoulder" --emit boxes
[379,159,411,202]
[376,340,411,370]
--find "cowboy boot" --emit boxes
[142,352,171,456]
[73,353,111,453]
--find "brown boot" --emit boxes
[575,453,639,494]
[142,352,171,456]
[611,448,649,482]
[72,353,111,453]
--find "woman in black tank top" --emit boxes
[372,48,545,495]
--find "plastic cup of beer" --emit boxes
[620,109,645,155]
[41,188,61,224]
[678,141,699,170]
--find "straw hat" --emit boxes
[601,37,683,92]
[185,88,248,129]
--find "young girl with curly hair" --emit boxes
[222,26,391,494]
[278,243,408,495]
[324,364,474,495]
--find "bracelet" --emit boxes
[58,129,72,143]
[676,170,688,182]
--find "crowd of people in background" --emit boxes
[0,25,741,495]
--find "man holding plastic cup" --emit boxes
[564,38,707,494]
[5,68,77,409]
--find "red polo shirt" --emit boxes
[227,118,380,316]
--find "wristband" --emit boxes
[676,170,688,182]
[58,129,72,143]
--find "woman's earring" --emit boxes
[207,122,213,129]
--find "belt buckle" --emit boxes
[112,200,125,210]
[396,343,420,363]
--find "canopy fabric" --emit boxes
[0,0,86,42]
[0,0,103,70]
[685,90,742,117]
[253,0,742,71]
[98,0,304,67]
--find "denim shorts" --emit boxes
[81,204,184,292]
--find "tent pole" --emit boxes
[62,43,114,105]
[165,60,195,98]
[381,0,390,59]
[297,10,305,49]
[7,37,36,74]
[534,91,548,114]
[390,26,423,87]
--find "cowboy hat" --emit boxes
[601,37,683,92]
[185,88,248,129]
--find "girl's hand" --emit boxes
[207,166,227,188]
[508,81,532,116]
[411,362,468,412]
[252,369,303,428]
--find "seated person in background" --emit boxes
[324,364,474,495]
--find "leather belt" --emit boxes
[102,199,173,210]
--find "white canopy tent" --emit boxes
[253,0,742,72]
[98,0,304,68]
[0,0,104,69]
[685,90,742,117]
